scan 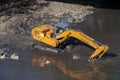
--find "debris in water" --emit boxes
[0,48,19,60]
[45,60,50,64]
[88,59,92,62]
[73,54,80,60]
[10,53,19,60]
[0,53,7,60]
[0,48,8,60]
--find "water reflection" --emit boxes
[78,9,120,38]
[32,49,108,80]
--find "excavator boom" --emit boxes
[55,30,109,60]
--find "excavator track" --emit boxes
[32,42,66,54]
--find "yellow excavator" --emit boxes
[32,22,109,61]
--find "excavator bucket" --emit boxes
[89,45,109,60]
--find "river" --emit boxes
[0,8,120,80]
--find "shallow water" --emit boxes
[0,8,120,80]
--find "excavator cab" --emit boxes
[53,26,64,36]
[49,20,70,37]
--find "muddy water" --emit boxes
[0,9,120,80]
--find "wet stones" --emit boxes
[10,53,19,60]
[40,1,93,23]
[0,48,19,60]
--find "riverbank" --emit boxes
[0,0,93,35]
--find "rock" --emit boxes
[0,48,20,60]
[73,54,80,60]
[0,53,7,60]
[10,53,19,60]
[45,60,50,64]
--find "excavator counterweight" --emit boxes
[32,24,109,61]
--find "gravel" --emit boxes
[0,0,93,35]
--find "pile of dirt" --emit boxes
[0,0,93,35]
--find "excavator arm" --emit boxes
[56,30,109,60]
